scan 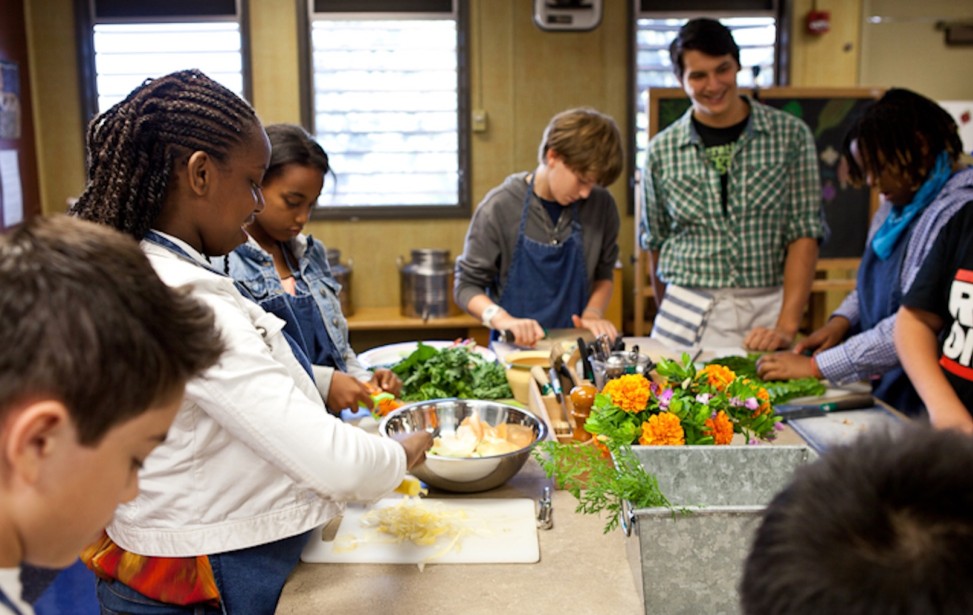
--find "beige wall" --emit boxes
[24,0,86,215]
[789,0,862,86]
[861,0,973,100]
[26,0,969,330]
[300,0,632,314]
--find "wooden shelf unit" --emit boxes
[344,306,490,347]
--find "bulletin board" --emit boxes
[0,0,41,231]
[647,87,883,258]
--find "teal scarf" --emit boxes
[871,151,953,260]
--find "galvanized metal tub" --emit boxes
[620,445,816,615]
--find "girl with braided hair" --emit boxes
[71,70,432,614]
[757,88,973,418]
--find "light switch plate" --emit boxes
[472,109,488,132]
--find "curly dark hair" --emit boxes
[70,69,260,240]
[842,88,963,191]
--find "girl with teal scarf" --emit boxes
[756,88,973,419]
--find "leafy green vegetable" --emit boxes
[390,342,513,401]
[533,441,670,534]
[705,354,826,405]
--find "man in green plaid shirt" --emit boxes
[644,18,824,351]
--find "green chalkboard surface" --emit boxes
[647,87,883,259]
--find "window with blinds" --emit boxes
[306,0,468,217]
[634,15,778,172]
[91,22,245,113]
[76,0,249,119]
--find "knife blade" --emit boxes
[775,393,876,421]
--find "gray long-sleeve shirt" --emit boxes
[454,172,619,311]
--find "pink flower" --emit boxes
[658,388,674,410]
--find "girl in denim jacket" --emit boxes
[228,124,401,414]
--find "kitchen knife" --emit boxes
[775,393,876,421]
[547,366,563,404]
[577,337,595,382]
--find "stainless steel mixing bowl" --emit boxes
[379,398,548,493]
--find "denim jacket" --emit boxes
[228,234,371,402]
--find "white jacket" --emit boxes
[107,235,406,557]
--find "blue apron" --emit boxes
[244,248,346,372]
[144,231,316,380]
[496,178,588,333]
[856,226,924,417]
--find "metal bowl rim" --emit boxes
[377,397,548,459]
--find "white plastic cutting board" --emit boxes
[301,498,539,565]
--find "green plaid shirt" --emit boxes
[643,98,824,288]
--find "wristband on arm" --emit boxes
[481,303,502,329]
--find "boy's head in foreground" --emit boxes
[741,426,973,614]
[0,215,224,568]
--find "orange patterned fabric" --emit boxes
[81,533,220,607]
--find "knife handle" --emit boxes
[530,365,552,396]
[826,393,875,411]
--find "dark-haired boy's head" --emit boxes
[670,18,741,81]
[741,426,973,614]
[0,215,223,444]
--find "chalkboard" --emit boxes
[647,87,883,258]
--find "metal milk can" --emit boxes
[398,248,460,320]
[326,248,353,316]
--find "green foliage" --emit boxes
[705,354,827,405]
[391,342,514,401]
[533,441,670,534]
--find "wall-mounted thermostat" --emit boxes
[533,0,603,32]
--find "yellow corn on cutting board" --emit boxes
[300,498,539,565]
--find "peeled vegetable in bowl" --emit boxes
[379,398,548,493]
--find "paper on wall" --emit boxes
[0,149,23,227]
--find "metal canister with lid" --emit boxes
[398,248,460,320]
[325,248,353,316]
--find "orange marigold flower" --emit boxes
[601,374,651,413]
[754,387,772,416]
[698,364,736,391]
[704,411,734,445]
[639,412,685,446]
